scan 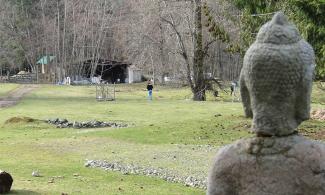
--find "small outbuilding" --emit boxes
[127,65,142,84]
[72,59,142,83]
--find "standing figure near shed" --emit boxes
[147,80,154,101]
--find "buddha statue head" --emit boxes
[239,12,315,136]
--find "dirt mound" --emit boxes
[311,109,325,121]
[5,117,36,124]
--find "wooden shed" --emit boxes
[72,59,142,83]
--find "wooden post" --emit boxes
[36,65,39,84]
[113,82,116,100]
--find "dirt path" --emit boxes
[0,85,39,108]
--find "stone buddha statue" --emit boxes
[240,12,315,136]
[207,12,325,195]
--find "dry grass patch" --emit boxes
[4,116,37,124]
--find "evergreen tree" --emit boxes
[228,0,325,80]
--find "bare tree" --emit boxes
[0,0,242,88]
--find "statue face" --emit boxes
[240,12,315,136]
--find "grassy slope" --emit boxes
[0,83,324,194]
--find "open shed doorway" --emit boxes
[71,59,142,83]
[97,64,127,83]
[73,59,130,83]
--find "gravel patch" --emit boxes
[85,160,207,189]
[47,118,128,129]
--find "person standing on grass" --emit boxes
[147,80,154,100]
[230,80,237,96]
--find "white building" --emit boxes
[127,65,142,83]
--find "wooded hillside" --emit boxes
[0,0,324,93]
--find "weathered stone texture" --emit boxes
[207,135,325,195]
[207,12,325,195]
[240,12,315,136]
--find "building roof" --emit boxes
[128,65,141,70]
[36,56,56,65]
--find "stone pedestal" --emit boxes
[207,135,325,195]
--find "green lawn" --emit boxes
[312,82,325,106]
[0,83,324,194]
[0,83,19,96]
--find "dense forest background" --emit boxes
[0,0,324,87]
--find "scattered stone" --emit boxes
[311,109,325,121]
[0,171,13,194]
[32,171,40,177]
[85,160,207,189]
[53,176,64,179]
[47,118,127,129]
[84,162,91,167]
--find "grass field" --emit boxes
[0,83,19,96]
[0,83,324,194]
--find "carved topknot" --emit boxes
[256,11,301,44]
[271,12,289,25]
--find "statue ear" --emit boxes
[295,63,314,124]
[307,64,316,81]
[240,75,253,118]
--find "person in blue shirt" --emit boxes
[147,80,154,100]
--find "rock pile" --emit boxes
[85,160,207,189]
[311,109,325,121]
[47,118,127,129]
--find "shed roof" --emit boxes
[36,56,56,65]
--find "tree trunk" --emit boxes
[192,0,205,101]
[57,0,62,82]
